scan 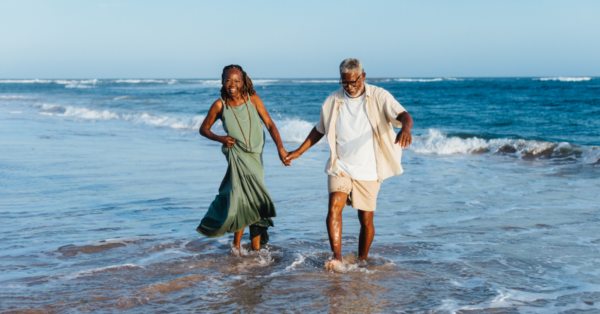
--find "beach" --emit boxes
[1,77,600,313]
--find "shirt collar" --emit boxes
[364,83,372,98]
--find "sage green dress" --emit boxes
[197,95,276,244]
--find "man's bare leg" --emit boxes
[251,235,261,250]
[326,192,348,266]
[357,210,375,261]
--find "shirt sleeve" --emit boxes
[382,90,406,128]
[315,103,326,134]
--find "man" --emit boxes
[285,58,413,269]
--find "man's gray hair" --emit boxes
[339,58,364,75]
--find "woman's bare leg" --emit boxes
[232,229,244,253]
[251,235,261,250]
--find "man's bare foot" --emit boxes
[324,259,343,270]
[357,259,367,268]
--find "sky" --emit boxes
[1,0,599,78]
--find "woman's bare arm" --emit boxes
[249,94,289,166]
[199,99,236,148]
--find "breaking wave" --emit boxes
[30,104,600,164]
[37,104,206,130]
[276,118,318,143]
[34,103,320,143]
[535,77,593,82]
[411,129,600,164]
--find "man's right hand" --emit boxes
[220,136,236,148]
[284,150,302,165]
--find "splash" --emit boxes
[411,129,600,164]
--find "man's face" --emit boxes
[340,71,365,97]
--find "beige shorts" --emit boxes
[328,172,381,212]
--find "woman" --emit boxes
[197,65,288,253]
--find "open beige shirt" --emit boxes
[316,83,407,183]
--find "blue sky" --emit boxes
[1,0,599,78]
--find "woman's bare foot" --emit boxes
[230,243,242,257]
[324,259,343,270]
[231,229,244,256]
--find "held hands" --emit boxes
[220,136,236,148]
[278,147,291,166]
[395,129,412,148]
[284,150,302,166]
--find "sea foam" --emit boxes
[32,103,599,163]
[34,103,318,142]
[37,103,206,130]
[412,129,600,164]
[536,77,592,82]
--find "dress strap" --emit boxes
[245,93,256,108]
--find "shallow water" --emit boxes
[1,78,600,313]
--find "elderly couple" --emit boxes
[197,59,413,269]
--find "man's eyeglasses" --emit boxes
[339,73,364,87]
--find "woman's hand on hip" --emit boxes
[220,136,236,148]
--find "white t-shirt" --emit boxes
[335,92,378,181]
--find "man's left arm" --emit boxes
[381,90,413,148]
[394,112,413,148]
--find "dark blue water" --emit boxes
[1,77,599,313]
[4,77,598,145]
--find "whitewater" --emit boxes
[1,77,599,313]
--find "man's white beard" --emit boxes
[345,87,365,98]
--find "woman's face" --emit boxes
[223,69,243,98]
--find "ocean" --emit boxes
[1,77,599,313]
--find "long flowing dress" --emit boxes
[196,95,276,244]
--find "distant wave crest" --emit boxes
[395,78,444,82]
[292,80,338,83]
[536,77,592,82]
[412,129,600,164]
[0,79,279,87]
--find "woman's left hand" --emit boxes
[278,148,291,166]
